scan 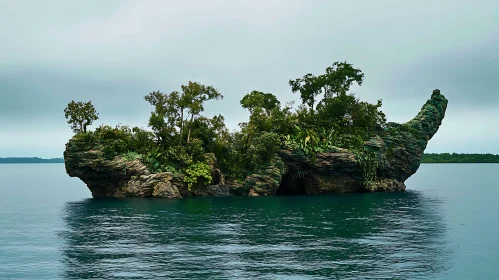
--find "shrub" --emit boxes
[122,151,142,162]
[184,162,213,191]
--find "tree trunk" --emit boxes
[187,114,195,144]
[179,108,184,144]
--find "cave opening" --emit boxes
[276,171,308,196]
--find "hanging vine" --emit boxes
[354,149,380,185]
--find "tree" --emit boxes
[188,114,230,152]
[144,90,182,145]
[240,91,296,136]
[289,61,364,109]
[64,100,99,133]
[315,93,386,143]
[144,81,223,146]
[240,91,280,115]
[181,81,223,143]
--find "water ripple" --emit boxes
[58,192,451,279]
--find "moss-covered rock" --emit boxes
[64,137,225,198]
[244,157,287,196]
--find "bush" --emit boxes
[184,162,213,190]
[78,125,156,159]
[246,132,281,169]
[122,151,142,162]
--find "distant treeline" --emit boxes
[421,153,499,163]
[0,157,64,164]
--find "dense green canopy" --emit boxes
[65,61,387,185]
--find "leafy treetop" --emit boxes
[64,100,99,133]
[289,61,364,109]
[144,81,223,146]
[240,90,281,115]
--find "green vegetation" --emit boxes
[122,151,142,162]
[355,150,380,184]
[422,153,499,163]
[184,162,213,191]
[64,61,388,186]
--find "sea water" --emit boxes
[0,164,498,279]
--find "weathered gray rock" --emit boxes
[122,172,182,198]
[64,140,148,197]
[190,184,231,197]
[65,140,211,198]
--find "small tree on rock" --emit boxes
[64,100,99,133]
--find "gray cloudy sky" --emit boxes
[1,0,498,158]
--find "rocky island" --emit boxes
[63,62,447,198]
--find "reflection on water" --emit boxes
[59,192,451,279]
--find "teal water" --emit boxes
[0,164,498,279]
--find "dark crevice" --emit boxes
[276,171,307,196]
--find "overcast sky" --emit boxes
[1,0,498,158]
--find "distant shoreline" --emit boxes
[421,153,499,163]
[0,158,64,164]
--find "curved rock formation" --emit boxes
[279,89,448,194]
[64,89,447,198]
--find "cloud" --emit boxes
[387,37,499,108]
[1,0,499,156]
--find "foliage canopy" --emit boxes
[64,101,99,133]
[66,61,387,185]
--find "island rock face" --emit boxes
[278,90,448,194]
[64,90,447,198]
[64,142,229,198]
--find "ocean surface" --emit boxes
[0,164,498,279]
